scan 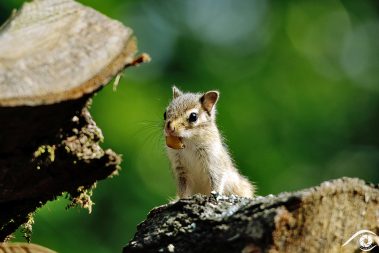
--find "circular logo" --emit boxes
[359,234,376,251]
[343,230,378,252]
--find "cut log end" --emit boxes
[0,0,149,107]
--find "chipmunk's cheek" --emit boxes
[176,128,192,139]
[179,131,188,138]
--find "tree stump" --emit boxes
[123,178,379,253]
[0,0,148,241]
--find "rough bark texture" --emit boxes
[0,0,148,241]
[123,178,379,253]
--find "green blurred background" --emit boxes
[1,0,379,252]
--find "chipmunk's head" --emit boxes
[164,86,219,139]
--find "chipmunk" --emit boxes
[164,86,254,198]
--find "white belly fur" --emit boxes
[180,141,212,195]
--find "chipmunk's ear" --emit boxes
[172,86,183,99]
[200,91,219,113]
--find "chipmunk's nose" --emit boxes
[166,121,175,134]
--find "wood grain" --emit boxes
[0,0,137,106]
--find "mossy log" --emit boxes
[0,0,148,241]
[123,178,379,253]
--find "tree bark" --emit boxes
[123,177,379,253]
[0,0,148,241]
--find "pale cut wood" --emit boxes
[0,243,56,253]
[0,0,137,106]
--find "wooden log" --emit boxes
[123,178,379,253]
[0,0,149,241]
[0,242,56,253]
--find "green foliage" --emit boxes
[3,0,379,252]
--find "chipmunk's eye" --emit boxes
[188,112,198,123]
[164,111,167,120]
